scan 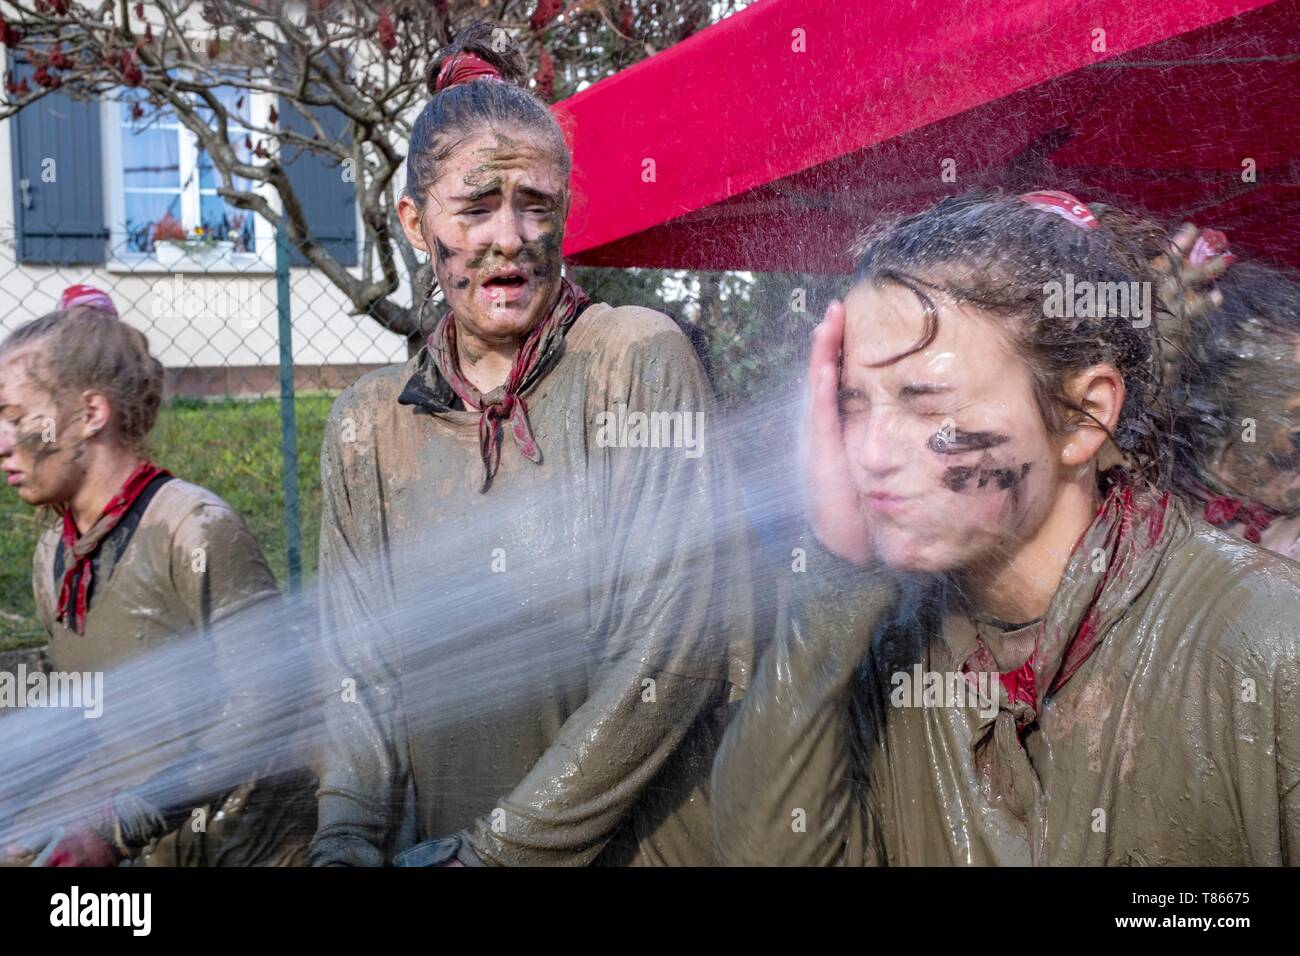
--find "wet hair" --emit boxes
[850,190,1173,485]
[403,22,570,205]
[0,307,164,454]
[1168,260,1300,499]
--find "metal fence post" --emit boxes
[275,225,303,594]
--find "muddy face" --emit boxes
[404,126,568,350]
[839,280,1057,573]
[1212,336,1300,514]
[0,351,88,507]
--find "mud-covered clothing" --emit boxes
[29,478,315,866]
[55,460,169,635]
[312,303,759,866]
[713,490,1300,865]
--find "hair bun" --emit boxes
[426,21,527,96]
[435,52,504,93]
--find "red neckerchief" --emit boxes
[963,478,1173,730]
[428,276,589,492]
[56,460,170,634]
[1202,493,1279,544]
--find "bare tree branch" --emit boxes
[1,0,747,336]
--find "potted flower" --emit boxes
[152,215,226,266]
[151,212,188,267]
[189,225,224,266]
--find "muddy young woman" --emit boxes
[711,191,1300,866]
[310,24,758,867]
[0,303,315,866]
[1167,256,1300,561]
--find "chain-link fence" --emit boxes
[0,223,411,649]
[0,218,831,652]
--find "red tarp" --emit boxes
[554,0,1300,273]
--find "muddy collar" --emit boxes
[397,349,460,414]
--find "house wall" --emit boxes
[0,46,413,396]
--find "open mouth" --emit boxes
[482,273,528,290]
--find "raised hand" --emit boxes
[803,300,872,565]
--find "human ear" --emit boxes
[1058,364,1125,467]
[80,390,112,439]
[397,193,430,253]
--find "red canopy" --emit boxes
[555,0,1300,273]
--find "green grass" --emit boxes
[0,394,335,651]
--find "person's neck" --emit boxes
[69,445,143,534]
[964,477,1101,625]
[455,323,522,395]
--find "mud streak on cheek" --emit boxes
[432,237,472,290]
[927,429,1010,454]
[941,452,1034,514]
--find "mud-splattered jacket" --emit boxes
[713,494,1300,865]
[29,478,316,865]
[311,303,759,866]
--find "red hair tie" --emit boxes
[1188,228,1236,269]
[435,52,504,93]
[58,284,118,316]
[1019,190,1099,231]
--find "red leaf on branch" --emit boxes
[618,1,634,36]
[131,102,144,120]
[0,16,22,48]
[51,0,70,14]
[268,104,278,124]
[134,2,144,17]
[534,48,554,99]
[530,0,563,34]
[377,8,397,51]
[122,50,143,86]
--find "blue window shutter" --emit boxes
[280,99,357,267]
[9,64,107,264]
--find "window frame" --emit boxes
[102,86,277,274]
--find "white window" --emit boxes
[102,85,276,272]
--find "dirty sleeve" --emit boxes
[711,539,895,865]
[116,504,289,849]
[310,408,416,866]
